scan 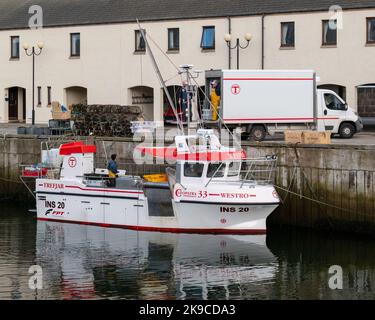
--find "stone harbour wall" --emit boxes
[1,134,375,234]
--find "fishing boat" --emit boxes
[34,129,279,234]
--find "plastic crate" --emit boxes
[201,109,212,121]
[143,174,168,183]
[22,167,48,178]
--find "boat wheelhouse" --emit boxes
[140,129,280,233]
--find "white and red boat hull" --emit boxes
[36,179,278,234]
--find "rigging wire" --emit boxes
[145,30,242,149]
[146,33,181,73]
[137,22,183,134]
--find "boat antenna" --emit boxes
[136,19,184,134]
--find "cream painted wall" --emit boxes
[0,9,374,124]
[265,9,375,108]
[0,18,235,123]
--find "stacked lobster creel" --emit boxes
[71,104,144,137]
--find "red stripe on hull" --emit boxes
[37,217,267,235]
[65,185,142,195]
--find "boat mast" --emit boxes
[179,65,202,134]
[137,20,184,134]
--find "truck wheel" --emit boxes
[250,126,266,142]
[339,123,355,139]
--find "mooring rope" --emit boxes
[274,184,362,217]
[0,177,23,184]
[275,144,369,221]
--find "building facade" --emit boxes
[1,0,375,124]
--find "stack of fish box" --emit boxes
[284,130,304,144]
[51,101,71,120]
[285,130,331,145]
[302,131,331,144]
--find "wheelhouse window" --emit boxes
[184,163,204,178]
[227,162,241,177]
[324,93,347,111]
[281,22,295,47]
[135,29,146,52]
[168,28,180,51]
[322,20,337,46]
[11,36,20,59]
[367,18,375,44]
[201,26,215,50]
[207,163,225,178]
[70,33,80,57]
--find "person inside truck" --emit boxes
[324,93,346,110]
[210,80,221,121]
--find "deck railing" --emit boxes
[240,156,278,186]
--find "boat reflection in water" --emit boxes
[36,220,278,300]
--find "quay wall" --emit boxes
[250,143,375,234]
[1,134,375,234]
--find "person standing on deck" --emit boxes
[210,80,221,121]
[107,154,119,186]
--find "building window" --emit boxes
[11,36,20,59]
[70,33,80,57]
[37,87,42,106]
[168,28,180,51]
[201,26,215,50]
[281,22,295,47]
[47,87,51,105]
[135,30,146,52]
[322,20,337,46]
[367,18,375,44]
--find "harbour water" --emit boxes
[1,202,375,300]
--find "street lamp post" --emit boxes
[224,33,252,70]
[23,42,44,126]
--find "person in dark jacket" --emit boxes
[107,154,119,186]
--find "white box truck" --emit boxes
[204,70,363,141]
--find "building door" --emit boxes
[22,89,26,121]
[358,85,375,119]
[8,87,18,120]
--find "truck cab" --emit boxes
[317,89,363,139]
